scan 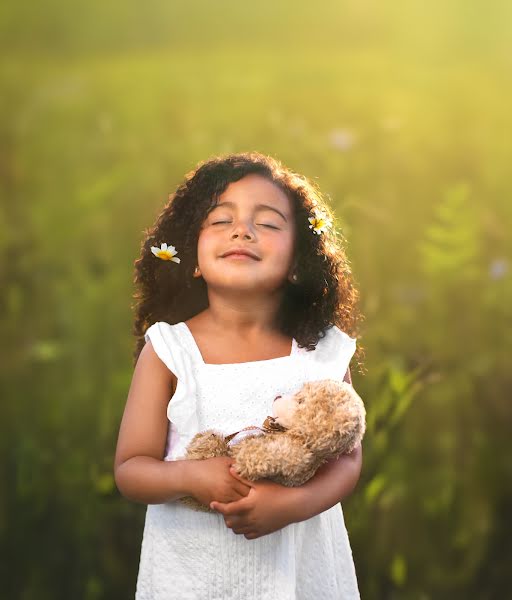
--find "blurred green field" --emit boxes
[1,1,511,598]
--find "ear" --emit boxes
[287,259,299,284]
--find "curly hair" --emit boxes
[132,151,364,372]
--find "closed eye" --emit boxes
[212,221,280,230]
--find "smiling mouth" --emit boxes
[221,250,261,260]
[223,253,258,260]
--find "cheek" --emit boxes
[271,231,295,261]
[197,228,216,256]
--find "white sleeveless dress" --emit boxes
[135,321,361,600]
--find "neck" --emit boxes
[199,291,284,334]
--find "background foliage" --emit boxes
[1,1,510,598]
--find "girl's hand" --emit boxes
[209,466,303,539]
[186,456,251,506]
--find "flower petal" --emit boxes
[152,242,180,261]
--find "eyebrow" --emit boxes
[211,201,288,222]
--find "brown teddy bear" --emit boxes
[179,379,366,512]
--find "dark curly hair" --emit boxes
[132,151,364,372]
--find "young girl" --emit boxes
[114,151,365,599]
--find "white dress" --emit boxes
[135,321,361,600]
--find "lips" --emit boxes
[221,248,261,260]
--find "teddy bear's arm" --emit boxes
[230,434,317,485]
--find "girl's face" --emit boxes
[197,174,296,294]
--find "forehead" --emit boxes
[216,174,291,213]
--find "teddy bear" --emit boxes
[179,379,366,512]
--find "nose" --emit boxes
[230,218,254,240]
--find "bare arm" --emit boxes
[114,340,249,505]
[113,340,193,504]
[292,441,362,522]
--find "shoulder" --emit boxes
[138,338,177,388]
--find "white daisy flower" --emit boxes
[308,211,332,235]
[150,242,181,263]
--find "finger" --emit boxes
[229,466,254,487]
[210,499,247,515]
[224,515,253,535]
[232,526,253,535]
[224,513,251,528]
[209,501,224,513]
[210,497,249,515]
[210,500,237,515]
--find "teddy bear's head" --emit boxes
[272,379,366,456]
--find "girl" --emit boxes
[114,151,365,599]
